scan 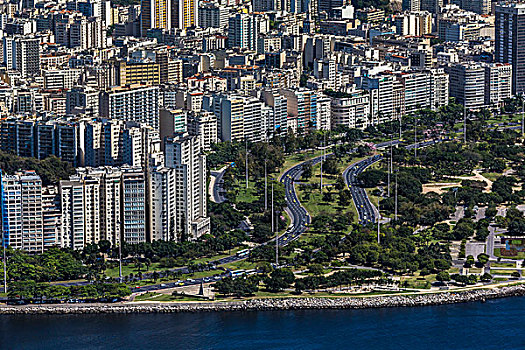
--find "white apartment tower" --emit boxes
[164,134,210,240]
[1,171,44,253]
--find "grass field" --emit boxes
[400,272,436,289]
[481,172,501,182]
[490,269,518,275]
[491,262,516,268]
[295,156,364,224]
[105,262,165,278]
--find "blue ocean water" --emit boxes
[1,297,525,350]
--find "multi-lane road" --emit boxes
[278,153,329,244]
[343,138,445,226]
[112,153,331,294]
[343,155,382,225]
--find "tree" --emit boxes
[302,162,313,180]
[308,264,324,276]
[477,253,489,266]
[214,276,258,297]
[454,222,475,240]
[8,280,36,300]
[338,189,352,207]
[480,273,493,282]
[358,169,386,188]
[266,268,295,292]
[436,271,450,283]
[323,158,339,175]
[98,240,112,254]
[434,259,451,272]
[465,255,475,268]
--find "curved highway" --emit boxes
[344,139,444,226]
[343,155,382,225]
[127,153,331,294]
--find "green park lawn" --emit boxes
[295,157,365,224]
[234,180,259,203]
[481,172,500,182]
[491,262,516,268]
[134,292,206,302]
[400,272,437,289]
[490,269,519,275]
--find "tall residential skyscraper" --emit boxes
[227,13,269,50]
[148,167,177,241]
[140,0,197,34]
[172,0,197,30]
[164,134,210,240]
[484,63,512,107]
[495,3,525,95]
[99,85,160,130]
[1,171,44,253]
[140,0,172,35]
[446,63,485,109]
[2,36,41,77]
[121,169,146,244]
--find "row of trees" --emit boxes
[7,281,130,301]
[214,268,386,297]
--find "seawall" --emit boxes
[1,285,525,314]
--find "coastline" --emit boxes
[1,284,525,314]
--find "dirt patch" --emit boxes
[422,182,460,195]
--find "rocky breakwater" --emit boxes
[2,285,525,314]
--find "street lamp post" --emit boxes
[522,96,524,136]
[414,117,417,159]
[245,139,249,189]
[464,105,467,143]
[394,171,398,222]
[264,159,267,211]
[399,116,402,139]
[117,220,122,283]
[377,200,381,244]
[271,184,278,266]
[320,134,325,191]
[2,228,6,295]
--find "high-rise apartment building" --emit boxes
[495,3,525,95]
[484,63,512,107]
[148,167,177,241]
[140,0,172,35]
[172,0,198,30]
[2,36,41,77]
[59,179,85,250]
[227,13,269,50]
[1,171,44,254]
[261,89,288,137]
[451,0,490,15]
[121,169,146,244]
[140,0,196,33]
[204,94,265,142]
[42,186,61,249]
[447,63,485,109]
[164,134,210,240]
[198,3,228,28]
[280,88,318,132]
[330,90,370,130]
[187,111,218,152]
[100,85,160,130]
